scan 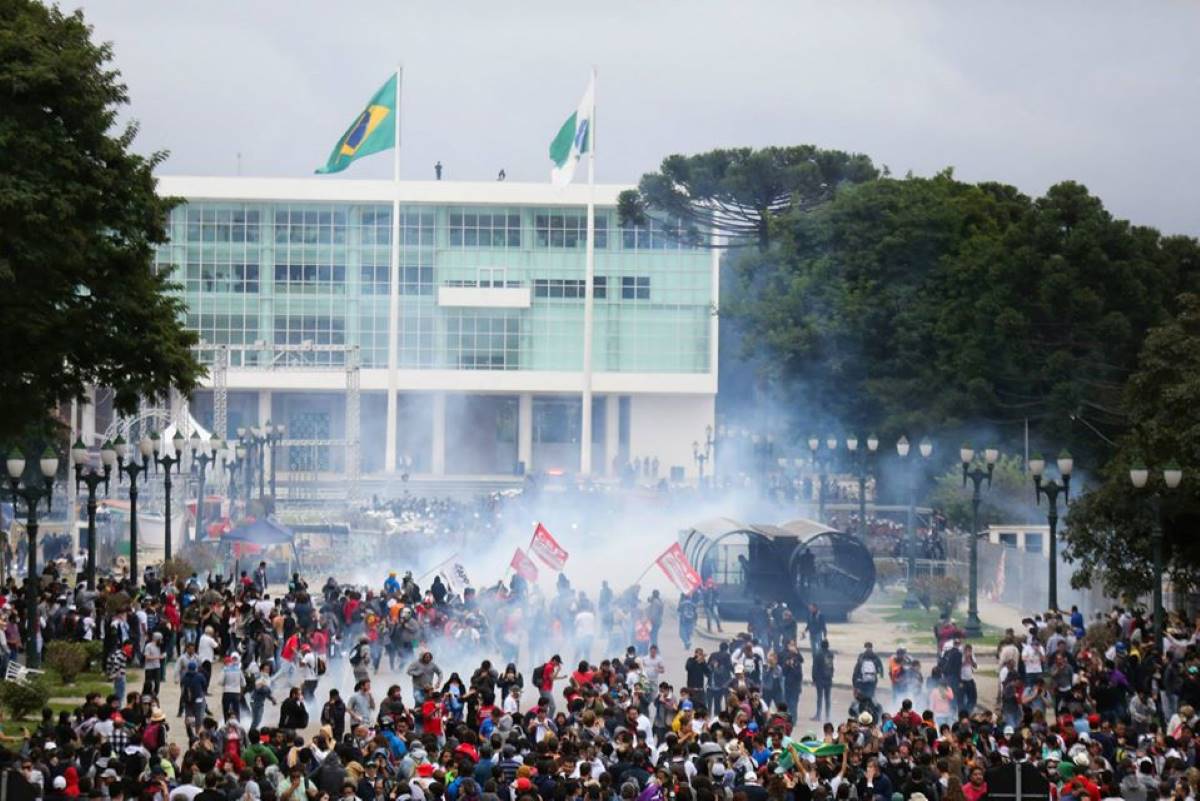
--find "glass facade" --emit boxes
[156,199,712,373]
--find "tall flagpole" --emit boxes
[579,67,597,477]
[384,65,403,474]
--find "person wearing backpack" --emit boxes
[852,642,884,701]
[534,654,564,714]
[812,639,834,721]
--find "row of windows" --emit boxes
[273,264,348,293]
[184,263,260,294]
[533,276,650,300]
[360,265,435,296]
[175,205,690,251]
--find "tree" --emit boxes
[1065,293,1200,596]
[723,172,1200,472]
[618,146,879,250]
[0,1,202,440]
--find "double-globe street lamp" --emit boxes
[844,433,880,537]
[113,433,154,587]
[264,422,286,504]
[71,438,115,591]
[807,434,841,523]
[960,443,999,637]
[150,431,186,563]
[6,446,58,667]
[897,435,934,609]
[189,431,221,541]
[1129,463,1183,649]
[1030,450,1073,612]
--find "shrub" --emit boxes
[160,558,196,585]
[82,640,105,673]
[873,558,904,588]
[913,575,966,617]
[45,641,89,685]
[0,677,50,720]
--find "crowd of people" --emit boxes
[2,554,1200,801]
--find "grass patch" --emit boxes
[877,602,1004,645]
[42,669,131,701]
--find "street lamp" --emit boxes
[807,435,840,523]
[1129,462,1183,649]
[960,443,999,637]
[693,426,713,489]
[153,430,185,562]
[114,432,153,587]
[190,432,219,542]
[265,421,286,504]
[72,438,114,590]
[897,435,934,608]
[1030,449,1073,612]
[845,433,880,536]
[7,445,58,667]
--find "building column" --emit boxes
[518,393,533,475]
[431,392,447,476]
[604,395,620,476]
[258,390,272,480]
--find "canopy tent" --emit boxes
[221,517,294,546]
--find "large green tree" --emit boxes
[724,172,1200,469]
[618,146,879,250]
[1065,293,1200,596]
[0,1,201,440]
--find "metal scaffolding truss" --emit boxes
[195,341,362,497]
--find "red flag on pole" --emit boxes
[529,522,569,571]
[509,547,539,582]
[655,542,702,593]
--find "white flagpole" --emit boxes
[384,65,403,474]
[580,67,597,477]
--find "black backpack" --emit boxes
[532,663,545,688]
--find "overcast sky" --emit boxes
[75,1,1199,235]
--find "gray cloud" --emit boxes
[74,0,1200,234]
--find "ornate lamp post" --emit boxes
[6,446,58,667]
[898,435,934,608]
[960,443,999,637]
[693,425,713,489]
[190,432,220,541]
[1129,463,1183,648]
[114,432,154,587]
[153,431,185,562]
[72,438,115,590]
[265,422,286,503]
[807,434,840,523]
[228,440,249,513]
[845,433,879,536]
[1030,450,1073,612]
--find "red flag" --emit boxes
[655,543,702,593]
[529,522,569,571]
[509,548,539,582]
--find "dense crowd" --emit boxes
[2,556,1200,801]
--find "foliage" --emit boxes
[929,454,1039,529]
[873,558,904,587]
[0,677,49,720]
[159,558,195,585]
[618,146,878,250]
[45,641,89,684]
[1082,620,1118,653]
[724,172,1200,484]
[0,1,202,440]
[81,640,105,673]
[912,574,965,617]
[1066,294,1200,595]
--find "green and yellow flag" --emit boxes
[315,74,397,174]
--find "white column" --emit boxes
[518,393,533,474]
[431,392,447,476]
[258,390,272,481]
[604,395,620,476]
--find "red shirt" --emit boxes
[421,700,443,735]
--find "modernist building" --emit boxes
[154,176,717,483]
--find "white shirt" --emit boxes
[574,611,596,637]
[1021,642,1044,674]
[198,634,219,662]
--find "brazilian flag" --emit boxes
[779,739,846,770]
[316,74,397,174]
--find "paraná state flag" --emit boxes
[316,74,397,174]
[655,543,702,593]
[529,522,569,571]
[548,76,594,186]
[510,548,539,582]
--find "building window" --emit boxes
[594,276,607,299]
[185,262,259,294]
[360,264,389,295]
[273,208,347,245]
[185,207,261,243]
[445,311,520,370]
[534,211,607,249]
[533,400,580,443]
[449,210,521,248]
[273,263,347,294]
[187,313,260,365]
[359,208,436,247]
[398,315,436,367]
[621,276,650,300]
[401,265,434,295]
[621,216,690,250]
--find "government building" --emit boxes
[153,176,718,485]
